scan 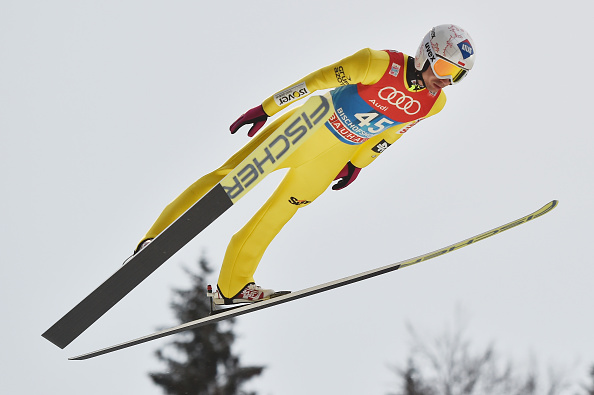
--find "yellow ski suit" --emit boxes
[140,48,447,298]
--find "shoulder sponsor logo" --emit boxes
[334,66,351,85]
[389,63,401,77]
[273,82,310,106]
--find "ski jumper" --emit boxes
[140,48,447,298]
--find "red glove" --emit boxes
[230,105,269,137]
[332,162,361,190]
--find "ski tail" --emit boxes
[42,185,233,349]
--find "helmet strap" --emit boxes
[413,67,426,91]
[421,59,431,72]
[408,57,426,91]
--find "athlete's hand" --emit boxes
[332,162,361,190]
[230,105,269,137]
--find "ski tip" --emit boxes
[542,199,559,213]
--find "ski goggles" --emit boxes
[432,57,468,84]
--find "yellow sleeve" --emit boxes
[350,91,447,168]
[262,48,390,116]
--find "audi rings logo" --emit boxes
[378,87,421,115]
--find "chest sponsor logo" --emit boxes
[273,82,310,106]
[327,112,368,144]
[375,87,421,115]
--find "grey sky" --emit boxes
[1,1,592,394]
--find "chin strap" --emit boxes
[408,57,427,91]
[410,72,426,91]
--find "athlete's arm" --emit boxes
[230,48,390,136]
[261,48,390,117]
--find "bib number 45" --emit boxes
[354,112,394,133]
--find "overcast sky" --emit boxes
[2,1,592,394]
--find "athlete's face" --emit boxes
[422,66,451,93]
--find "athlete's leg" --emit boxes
[139,108,298,245]
[217,126,357,297]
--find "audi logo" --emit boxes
[378,87,421,115]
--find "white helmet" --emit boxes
[414,24,476,84]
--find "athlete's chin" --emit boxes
[427,84,440,93]
[428,81,447,92]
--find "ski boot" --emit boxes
[122,238,153,265]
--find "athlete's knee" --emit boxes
[193,168,231,186]
[210,168,233,177]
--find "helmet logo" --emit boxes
[458,39,474,59]
[378,87,421,115]
[424,42,436,62]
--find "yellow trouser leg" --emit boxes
[217,125,358,297]
[138,109,298,247]
[140,169,230,244]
